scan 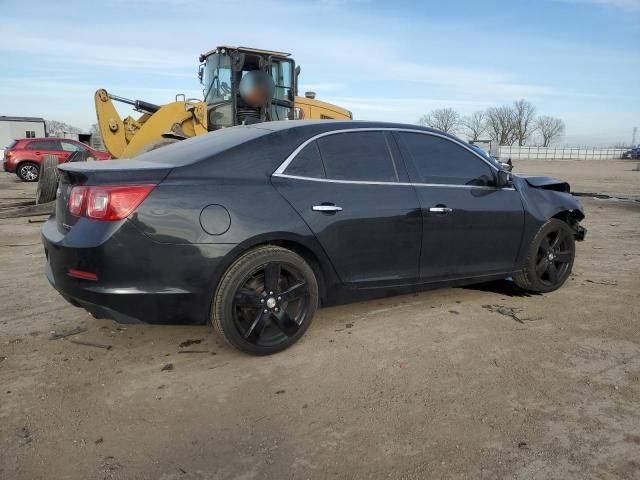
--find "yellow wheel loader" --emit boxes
[96,46,352,158]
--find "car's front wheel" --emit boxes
[211,246,319,355]
[17,162,39,182]
[513,218,576,293]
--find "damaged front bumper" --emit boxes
[574,225,587,241]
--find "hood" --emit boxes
[518,175,570,193]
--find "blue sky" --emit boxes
[1,0,638,145]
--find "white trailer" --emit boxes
[0,116,46,159]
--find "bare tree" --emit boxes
[46,120,82,137]
[418,108,461,134]
[536,116,565,147]
[512,99,537,146]
[485,105,517,146]
[462,111,487,141]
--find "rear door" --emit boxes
[272,130,422,285]
[394,131,524,280]
[26,139,63,162]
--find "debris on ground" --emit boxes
[161,363,174,372]
[178,350,212,354]
[17,426,32,446]
[179,338,204,348]
[48,327,88,340]
[585,279,618,286]
[481,305,542,324]
[69,339,112,350]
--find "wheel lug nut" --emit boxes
[275,307,279,312]
[269,291,273,295]
[264,309,268,313]
[260,299,264,303]
[277,296,281,301]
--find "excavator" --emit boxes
[95,46,352,158]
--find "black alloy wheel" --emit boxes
[233,262,310,346]
[534,228,572,286]
[212,246,318,355]
[513,218,576,293]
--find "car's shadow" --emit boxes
[459,279,541,297]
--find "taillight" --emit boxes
[68,184,155,221]
[69,186,87,216]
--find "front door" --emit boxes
[394,131,525,280]
[273,130,422,285]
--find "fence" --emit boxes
[497,146,627,161]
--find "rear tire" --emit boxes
[36,155,59,204]
[17,161,39,182]
[211,246,319,355]
[513,218,575,293]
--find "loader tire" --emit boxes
[137,138,181,155]
[36,155,59,204]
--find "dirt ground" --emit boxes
[1,160,639,480]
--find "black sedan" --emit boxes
[42,121,586,355]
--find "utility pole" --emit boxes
[633,127,637,146]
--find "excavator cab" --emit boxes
[199,46,296,130]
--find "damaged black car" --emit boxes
[42,121,586,355]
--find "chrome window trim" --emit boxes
[273,127,501,176]
[272,173,515,191]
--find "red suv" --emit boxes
[3,138,110,182]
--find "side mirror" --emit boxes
[495,170,511,188]
[197,64,204,85]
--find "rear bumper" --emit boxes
[42,217,235,324]
[3,160,14,173]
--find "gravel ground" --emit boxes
[0,160,638,480]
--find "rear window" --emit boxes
[137,126,271,166]
[5,140,17,150]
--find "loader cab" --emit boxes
[199,46,296,130]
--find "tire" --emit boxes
[513,218,576,293]
[212,245,319,355]
[136,138,180,155]
[36,155,59,204]
[16,161,39,182]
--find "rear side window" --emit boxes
[26,140,61,151]
[317,131,398,182]
[6,140,17,149]
[285,141,325,178]
[397,132,493,186]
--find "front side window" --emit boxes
[397,132,494,186]
[317,132,399,182]
[61,141,86,152]
[202,52,233,105]
[285,141,325,178]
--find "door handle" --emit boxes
[428,206,453,214]
[312,204,343,213]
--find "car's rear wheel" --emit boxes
[17,162,39,182]
[513,218,575,293]
[212,246,318,355]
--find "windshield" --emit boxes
[202,53,232,104]
[469,144,502,169]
